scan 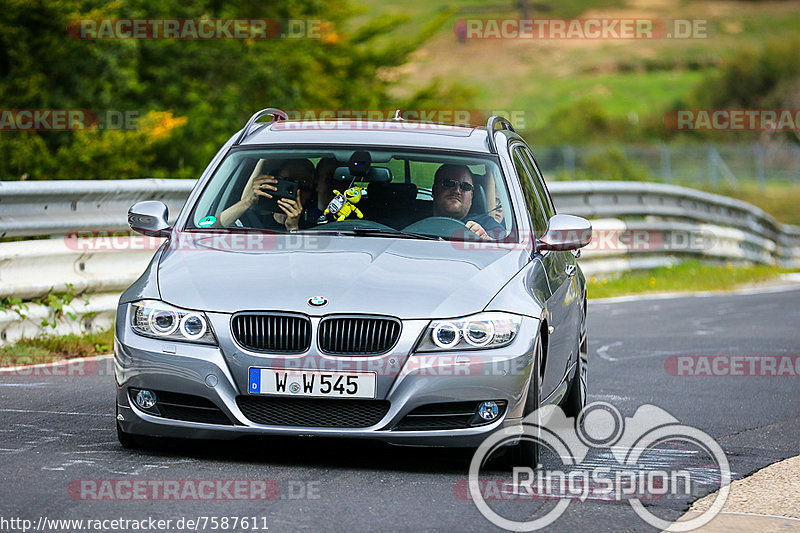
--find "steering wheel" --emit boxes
[402,217,481,240]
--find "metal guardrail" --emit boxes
[0,179,194,238]
[549,181,795,242]
[547,181,800,274]
[1,179,799,343]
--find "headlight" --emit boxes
[130,300,216,345]
[415,312,522,352]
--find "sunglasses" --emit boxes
[439,179,474,192]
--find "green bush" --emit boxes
[0,0,459,180]
[691,35,800,109]
[668,35,800,143]
[581,148,652,181]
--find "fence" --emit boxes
[535,143,800,188]
[1,179,799,343]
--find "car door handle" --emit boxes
[565,264,577,278]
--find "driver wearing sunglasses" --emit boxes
[432,164,505,240]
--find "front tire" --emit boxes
[561,330,587,418]
[116,422,140,449]
[504,335,542,469]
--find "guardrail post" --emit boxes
[562,145,576,180]
[659,142,672,182]
[708,144,718,188]
[753,143,766,190]
[795,145,800,183]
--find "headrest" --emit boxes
[468,182,488,215]
[367,182,418,204]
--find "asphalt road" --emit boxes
[1,286,798,532]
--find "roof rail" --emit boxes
[486,115,515,154]
[234,108,288,145]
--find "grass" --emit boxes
[587,260,797,299]
[0,328,114,366]
[353,0,800,139]
[512,70,706,127]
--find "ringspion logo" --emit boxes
[468,402,730,531]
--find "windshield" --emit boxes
[187,148,516,242]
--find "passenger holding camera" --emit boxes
[219,158,316,231]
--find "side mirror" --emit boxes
[128,201,171,237]
[537,214,592,251]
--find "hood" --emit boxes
[156,232,528,318]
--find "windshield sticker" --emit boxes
[198,215,217,227]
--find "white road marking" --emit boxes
[0,408,113,417]
[43,459,96,471]
[716,511,800,521]
[0,353,113,373]
[596,341,623,361]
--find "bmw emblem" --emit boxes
[308,296,327,307]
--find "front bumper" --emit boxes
[115,307,539,447]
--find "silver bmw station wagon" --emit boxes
[115,109,591,466]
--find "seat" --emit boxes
[468,182,488,216]
[365,182,420,228]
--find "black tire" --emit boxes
[561,329,588,418]
[503,335,542,469]
[116,422,140,449]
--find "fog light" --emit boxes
[135,389,157,410]
[477,401,500,421]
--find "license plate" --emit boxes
[248,368,377,399]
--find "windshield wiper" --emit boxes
[349,227,444,241]
[298,227,443,240]
[190,226,290,234]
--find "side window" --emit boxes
[520,147,555,219]
[512,146,548,238]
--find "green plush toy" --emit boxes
[324,186,365,221]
